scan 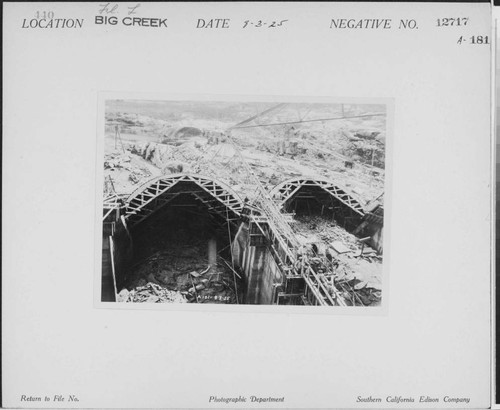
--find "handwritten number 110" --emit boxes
[35,11,54,19]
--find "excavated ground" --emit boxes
[117,200,243,304]
[118,245,241,304]
[292,215,382,306]
[103,106,385,205]
[104,102,385,306]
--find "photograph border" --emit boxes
[94,91,394,316]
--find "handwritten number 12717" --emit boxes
[437,17,468,27]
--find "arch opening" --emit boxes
[116,176,246,304]
[272,179,364,233]
[272,178,382,306]
[283,184,362,232]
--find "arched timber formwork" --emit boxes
[270,177,365,217]
[124,174,244,227]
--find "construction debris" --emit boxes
[291,215,382,302]
[117,283,187,303]
[336,277,382,306]
[123,229,242,304]
[104,153,132,170]
[103,101,385,306]
[331,241,351,254]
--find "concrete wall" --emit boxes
[111,218,133,290]
[242,245,268,304]
[233,222,284,305]
[260,251,282,304]
[231,222,249,267]
[101,223,116,302]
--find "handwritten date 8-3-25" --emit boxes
[437,17,468,27]
[243,20,288,28]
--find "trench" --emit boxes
[283,184,382,306]
[118,185,245,304]
[105,180,382,306]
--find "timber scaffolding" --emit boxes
[249,213,349,306]
[227,139,358,306]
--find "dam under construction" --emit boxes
[101,100,386,307]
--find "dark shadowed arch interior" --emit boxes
[119,175,245,298]
[271,178,364,232]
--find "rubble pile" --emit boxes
[294,216,380,258]
[293,215,382,305]
[117,283,187,303]
[128,142,177,168]
[336,277,382,306]
[124,246,241,304]
[105,130,384,206]
[104,153,132,170]
[293,216,358,251]
[128,168,152,184]
[104,152,154,187]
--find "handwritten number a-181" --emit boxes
[470,36,488,44]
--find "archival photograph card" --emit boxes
[2,2,493,408]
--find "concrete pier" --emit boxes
[208,237,217,270]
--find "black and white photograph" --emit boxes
[101,99,387,306]
[4,2,492,408]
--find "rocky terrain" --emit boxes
[103,100,385,305]
[104,101,385,204]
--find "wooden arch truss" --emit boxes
[124,174,244,227]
